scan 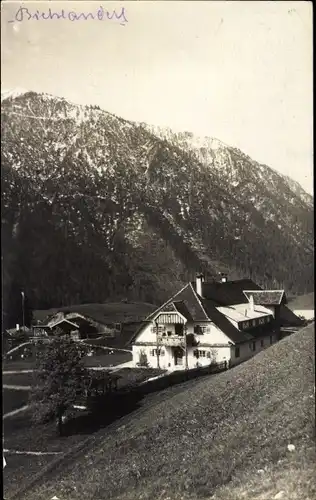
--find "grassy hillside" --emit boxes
[287,292,314,311]
[33,301,157,325]
[18,323,315,500]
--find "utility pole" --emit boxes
[21,291,25,333]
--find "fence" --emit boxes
[132,361,228,396]
[85,361,228,409]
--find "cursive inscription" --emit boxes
[8,6,128,26]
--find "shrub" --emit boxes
[137,349,149,367]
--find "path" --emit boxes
[5,342,32,357]
[3,360,134,376]
[3,449,61,456]
[3,405,30,419]
[3,385,31,391]
[3,370,34,375]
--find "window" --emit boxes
[261,339,264,347]
[235,347,240,358]
[259,318,264,325]
[193,349,199,358]
[206,351,211,358]
[244,321,250,329]
[194,325,208,334]
[199,350,206,357]
[151,325,165,333]
[150,349,164,357]
[252,320,256,327]
[249,342,256,352]
[167,331,172,337]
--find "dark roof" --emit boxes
[279,305,305,327]
[136,279,303,345]
[156,300,193,320]
[144,283,248,344]
[146,284,208,322]
[243,290,286,305]
[193,279,262,306]
[200,298,247,344]
[162,302,178,313]
[173,301,194,322]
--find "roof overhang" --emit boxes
[154,310,187,324]
[49,318,80,329]
[243,290,286,306]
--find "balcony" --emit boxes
[157,335,185,347]
[157,333,199,348]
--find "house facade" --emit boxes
[132,275,303,371]
[32,311,101,340]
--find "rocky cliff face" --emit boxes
[1,91,313,325]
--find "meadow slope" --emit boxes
[14,323,315,500]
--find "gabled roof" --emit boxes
[173,301,194,322]
[135,278,303,345]
[48,318,79,329]
[193,279,262,306]
[144,283,246,344]
[146,284,208,322]
[243,290,286,306]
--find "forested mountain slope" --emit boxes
[1,91,313,327]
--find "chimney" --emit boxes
[249,294,254,312]
[196,273,204,297]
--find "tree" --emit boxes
[31,337,90,436]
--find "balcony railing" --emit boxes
[157,333,199,348]
[157,335,185,347]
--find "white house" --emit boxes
[132,274,303,371]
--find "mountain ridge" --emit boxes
[1,90,314,327]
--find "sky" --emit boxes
[1,1,313,194]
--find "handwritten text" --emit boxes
[8,6,128,26]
